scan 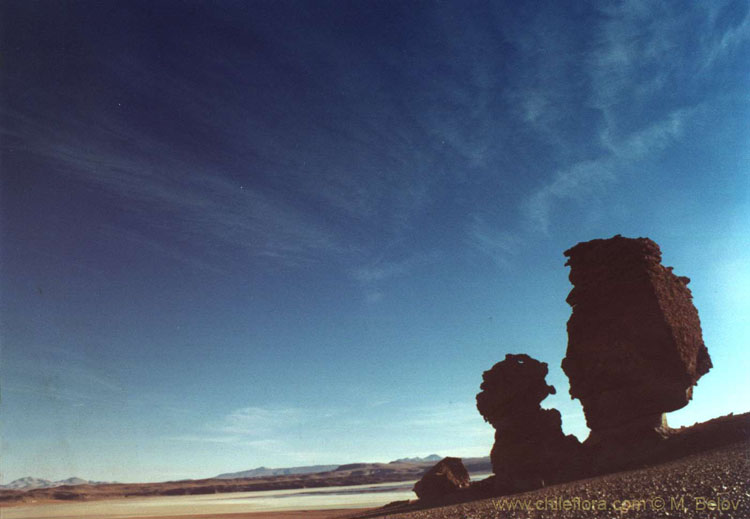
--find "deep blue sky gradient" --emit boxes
[1,0,749,482]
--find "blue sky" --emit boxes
[1,0,748,483]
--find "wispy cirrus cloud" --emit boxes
[518,1,744,233]
[167,435,283,448]
[700,3,750,70]
[350,261,411,285]
[522,160,615,235]
[4,346,126,406]
[402,402,486,432]
[349,253,436,303]
[169,405,329,446]
[468,215,521,268]
[3,101,350,269]
[166,405,353,465]
[1,28,437,272]
[376,401,493,458]
[522,110,692,234]
[215,406,306,436]
[168,400,493,462]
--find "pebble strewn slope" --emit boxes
[379,440,750,519]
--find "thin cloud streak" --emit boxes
[173,405,326,447]
[5,347,126,406]
[3,102,348,268]
[469,216,521,268]
[519,1,739,234]
[215,406,306,436]
[350,253,436,302]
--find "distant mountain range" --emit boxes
[390,454,442,464]
[6,454,487,491]
[216,454,451,480]
[0,477,106,491]
[215,465,340,479]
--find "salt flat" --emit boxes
[1,479,417,519]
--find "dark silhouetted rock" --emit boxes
[412,457,470,501]
[476,354,582,493]
[562,235,712,449]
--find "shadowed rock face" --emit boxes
[562,235,712,444]
[412,457,470,501]
[476,354,582,492]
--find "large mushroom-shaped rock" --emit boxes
[476,354,582,493]
[562,235,712,445]
[412,457,470,501]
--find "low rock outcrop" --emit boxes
[412,457,470,501]
[562,235,712,448]
[476,354,582,493]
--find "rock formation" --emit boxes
[476,354,582,492]
[412,457,470,501]
[562,235,712,446]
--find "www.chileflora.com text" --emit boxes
[491,494,740,513]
